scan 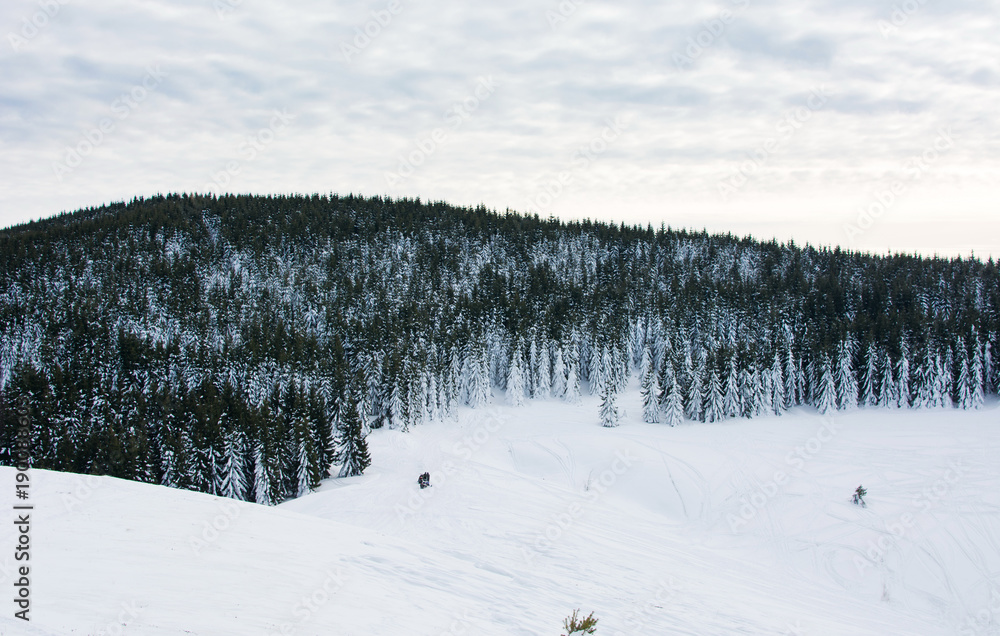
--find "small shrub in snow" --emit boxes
[562,609,598,635]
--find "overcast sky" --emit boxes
[2,0,998,257]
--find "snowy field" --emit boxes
[3,397,999,635]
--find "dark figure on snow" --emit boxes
[853,485,867,507]
[418,472,431,489]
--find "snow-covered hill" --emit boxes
[4,398,999,635]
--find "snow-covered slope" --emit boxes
[4,398,999,635]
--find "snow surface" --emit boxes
[3,396,999,635]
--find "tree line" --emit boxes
[1,193,996,503]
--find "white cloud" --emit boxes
[1,0,998,257]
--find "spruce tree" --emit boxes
[599,387,620,427]
[507,349,526,407]
[816,354,837,415]
[861,343,877,407]
[836,338,858,411]
[663,374,684,427]
[337,383,371,478]
[639,347,660,423]
[704,367,724,423]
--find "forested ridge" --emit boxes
[1,193,997,504]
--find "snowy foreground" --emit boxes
[4,398,1000,635]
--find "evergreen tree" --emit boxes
[723,356,741,418]
[816,354,837,415]
[705,368,724,423]
[663,373,684,427]
[337,383,371,478]
[220,428,247,500]
[565,350,581,403]
[836,337,858,411]
[599,387,620,427]
[686,356,705,421]
[897,338,911,408]
[639,347,660,423]
[878,349,897,408]
[783,347,797,408]
[507,349,526,407]
[861,343,877,407]
[253,442,274,505]
[552,346,567,399]
[972,336,986,409]
[769,352,785,416]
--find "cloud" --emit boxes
[0,0,997,257]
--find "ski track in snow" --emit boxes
[5,397,1000,635]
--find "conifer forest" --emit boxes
[1,193,997,504]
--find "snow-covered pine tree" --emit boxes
[590,344,606,397]
[663,373,684,427]
[933,354,949,409]
[769,352,785,416]
[796,357,807,407]
[723,356,741,418]
[599,386,620,427]
[427,372,440,422]
[253,442,273,505]
[836,337,858,411]
[388,381,407,429]
[878,348,897,408]
[296,431,314,497]
[686,356,705,421]
[985,334,995,394]
[816,354,837,415]
[897,338,911,408]
[506,349,526,407]
[337,383,371,478]
[972,335,985,409]
[535,338,551,399]
[957,351,974,410]
[861,343,877,407]
[552,346,567,399]
[220,428,247,500]
[639,346,660,423]
[784,348,797,408]
[944,345,956,406]
[705,367,724,423]
[565,350,581,403]
[528,338,540,398]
